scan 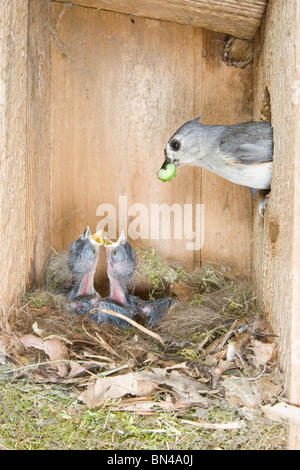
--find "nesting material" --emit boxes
[0,244,284,422]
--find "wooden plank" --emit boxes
[253,0,296,376]
[0,0,28,306]
[50,4,203,288]
[26,0,51,290]
[200,30,253,277]
[290,0,300,451]
[58,0,267,39]
[252,0,300,450]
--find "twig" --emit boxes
[81,323,121,359]
[179,419,245,430]
[90,308,165,346]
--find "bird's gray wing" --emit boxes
[219,122,273,165]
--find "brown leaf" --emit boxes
[80,372,139,407]
[250,339,277,365]
[222,377,261,408]
[80,367,209,408]
[43,338,69,377]
[68,361,87,378]
[20,334,44,350]
[171,281,195,302]
[262,402,300,424]
[256,378,282,402]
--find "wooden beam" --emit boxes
[56,0,267,39]
[0,0,28,306]
[289,0,300,451]
[253,0,300,450]
[26,0,51,290]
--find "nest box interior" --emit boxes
[1,0,300,448]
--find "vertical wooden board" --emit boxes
[289,2,300,449]
[253,0,296,374]
[251,10,268,309]
[26,0,51,289]
[50,3,202,285]
[253,0,300,449]
[0,0,28,306]
[200,31,253,276]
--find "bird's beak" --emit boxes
[161,156,171,169]
[104,230,127,251]
[90,228,104,245]
[82,226,91,239]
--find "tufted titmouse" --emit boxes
[161,117,273,200]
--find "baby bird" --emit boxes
[67,227,136,328]
[104,232,176,328]
[162,117,273,197]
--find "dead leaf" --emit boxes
[262,402,300,425]
[112,400,191,414]
[32,322,48,338]
[251,315,277,340]
[19,334,70,378]
[80,372,149,407]
[250,339,277,365]
[256,378,282,402]
[80,367,210,408]
[43,338,69,377]
[20,334,44,350]
[222,377,261,408]
[68,361,87,378]
[171,281,195,302]
[137,368,209,402]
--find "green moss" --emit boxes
[0,381,287,450]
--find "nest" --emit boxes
[0,245,287,449]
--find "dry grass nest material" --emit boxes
[0,245,287,448]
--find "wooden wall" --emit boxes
[1,0,300,449]
[26,0,51,291]
[50,2,253,289]
[0,1,29,306]
[57,0,267,40]
[253,0,300,449]
[0,0,51,307]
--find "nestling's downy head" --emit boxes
[105,231,136,281]
[162,117,207,169]
[68,227,102,274]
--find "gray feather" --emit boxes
[219,122,273,165]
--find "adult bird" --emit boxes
[161,117,273,214]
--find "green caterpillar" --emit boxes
[156,163,177,182]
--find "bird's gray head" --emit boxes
[161,117,207,169]
[104,231,136,281]
[68,227,102,274]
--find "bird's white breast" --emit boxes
[216,161,272,189]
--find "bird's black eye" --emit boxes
[170,140,181,151]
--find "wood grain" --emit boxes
[290,0,300,449]
[200,30,253,277]
[253,0,300,449]
[58,0,267,39]
[0,0,28,306]
[26,0,51,290]
[50,5,203,288]
[50,3,254,286]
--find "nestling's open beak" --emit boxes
[104,230,127,251]
[90,228,104,245]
